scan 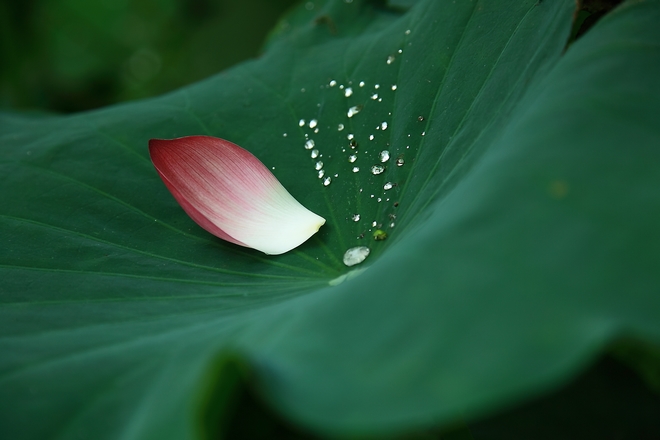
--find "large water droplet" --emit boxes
[347,133,354,140]
[299,119,305,127]
[396,157,405,167]
[381,122,388,130]
[344,87,353,97]
[379,150,390,162]
[374,84,380,89]
[318,169,325,178]
[391,84,397,91]
[371,164,385,175]
[329,80,337,87]
[348,154,357,163]
[343,246,370,266]
[311,149,320,158]
[309,119,318,129]
[347,105,362,118]
[352,166,360,173]
[383,182,393,190]
[315,161,324,170]
[359,81,365,87]
[371,93,379,100]
[351,214,360,222]
[369,134,375,141]
[304,139,315,150]
[323,176,332,186]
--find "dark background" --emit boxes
[0,0,298,113]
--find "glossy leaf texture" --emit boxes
[1,0,660,438]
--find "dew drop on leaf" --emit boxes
[379,150,390,162]
[371,164,385,175]
[343,246,370,267]
[347,105,362,118]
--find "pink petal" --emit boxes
[149,136,325,255]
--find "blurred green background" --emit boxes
[0,0,298,113]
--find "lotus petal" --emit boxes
[149,136,326,255]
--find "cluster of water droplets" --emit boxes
[281,27,426,267]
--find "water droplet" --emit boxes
[347,105,362,118]
[338,123,345,131]
[349,154,357,163]
[349,139,358,149]
[369,134,374,141]
[359,81,365,87]
[377,197,382,202]
[386,55,395,64]
[371,164,385,175]
[299,119,305,127]
[329,80,337,87]
[352,166,360,173]
[371,93,379,100]
[379,150,390,162]
[344,87,353,97]
[372,221,377,227]
[391,84,397,91]
[396,157,405,167]
[347,133,354,140]
[373,229,387,240]
[418,115,425,121]
[405,29,411,35]
[323,177,332,186]
[311,149,320,158]
[381,121,388,130]
[383,182,393,190]
[334,173,338,178]
[398,49,403,54]
[318,169,325,178]
[390,222,395,228]
[301,88,306,93]
[343,246,370,266]
[315,161,324,170]
[421,131,426,136]
[309,119,318,129]
[352,214,360,222]
[374,84,380,89]
[378,98,382,102]
[283,133,287,137]
[304,139,315,150]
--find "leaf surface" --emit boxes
[1,0,660,438]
